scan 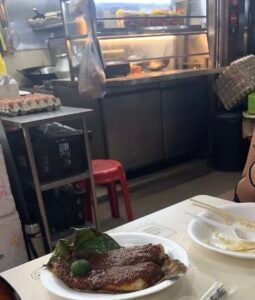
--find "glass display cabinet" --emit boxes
[60,0,211,80]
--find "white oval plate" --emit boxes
[188,202,255,259]
[41,232,189,300]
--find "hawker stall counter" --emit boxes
[52,68,221,170]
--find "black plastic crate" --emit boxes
[8,122,88,183]
[24,185,88,233]
[58,185,87,228]
[45,186,87,233]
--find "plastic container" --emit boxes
[248,92,255,114]
[242,111,255,138]
[212,112,249,172]
[25,223,45,258]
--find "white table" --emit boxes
[1,195,255,299]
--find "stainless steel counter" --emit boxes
[106,68,222,87]
[52,68,222,88]
[52,68,218,170]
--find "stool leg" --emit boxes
[75,180,93,223]
[106,182,120,218]
[119,175,134,221]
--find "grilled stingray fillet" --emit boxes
[74,243,165,269]
[53,261,163,292]
[51,244,172,292]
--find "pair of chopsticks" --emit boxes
[190,198,255,229]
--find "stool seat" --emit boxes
[76,159,134,222]
[92,159,123,184]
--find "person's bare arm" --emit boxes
[235,130,255,202]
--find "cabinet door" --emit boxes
[161,79,208,159]
[53,84,106,159]
[102,90,163,170]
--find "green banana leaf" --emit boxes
[73,228,121,252]
[47,239,72,268]
[47,228,121,267]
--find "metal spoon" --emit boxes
[188,213,255,242]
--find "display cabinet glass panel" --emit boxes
[61,0,211,79]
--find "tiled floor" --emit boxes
[97,161,241,231]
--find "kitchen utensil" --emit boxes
[17,66,57,85]
[105,63,130,78]
[187,213,255,241]
[190,198,255,228]
[141,59,169,71]
[55,53,70,79]
[130,64,142,75]
[32,8,45,20]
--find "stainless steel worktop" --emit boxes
[106,68,222,87]
[52,68,222,88]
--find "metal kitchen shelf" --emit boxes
[96,15,207,21]
[99,31,207,41]
[20,174,90,192]
[66,34,88,41]
[0,106,92,128]
[31,22,63,32]
[98,25,205,37]
[104,52,210,65]
[40,172,90,191]
[1,106,99,252]
[64,26,206,42]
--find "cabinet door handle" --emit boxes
[87,130,93,141]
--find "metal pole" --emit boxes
[60,0,75,81]
[81,116,100,230]
[22,127,52,251]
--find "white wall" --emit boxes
[4,49,51,86]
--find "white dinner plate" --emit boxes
[188,202,255,259]
[41,232,189,300]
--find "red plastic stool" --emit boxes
[77,160,134,222]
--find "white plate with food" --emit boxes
[41,231,189,300]
[188,202,255,259]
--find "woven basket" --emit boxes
[215,55,255,110]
